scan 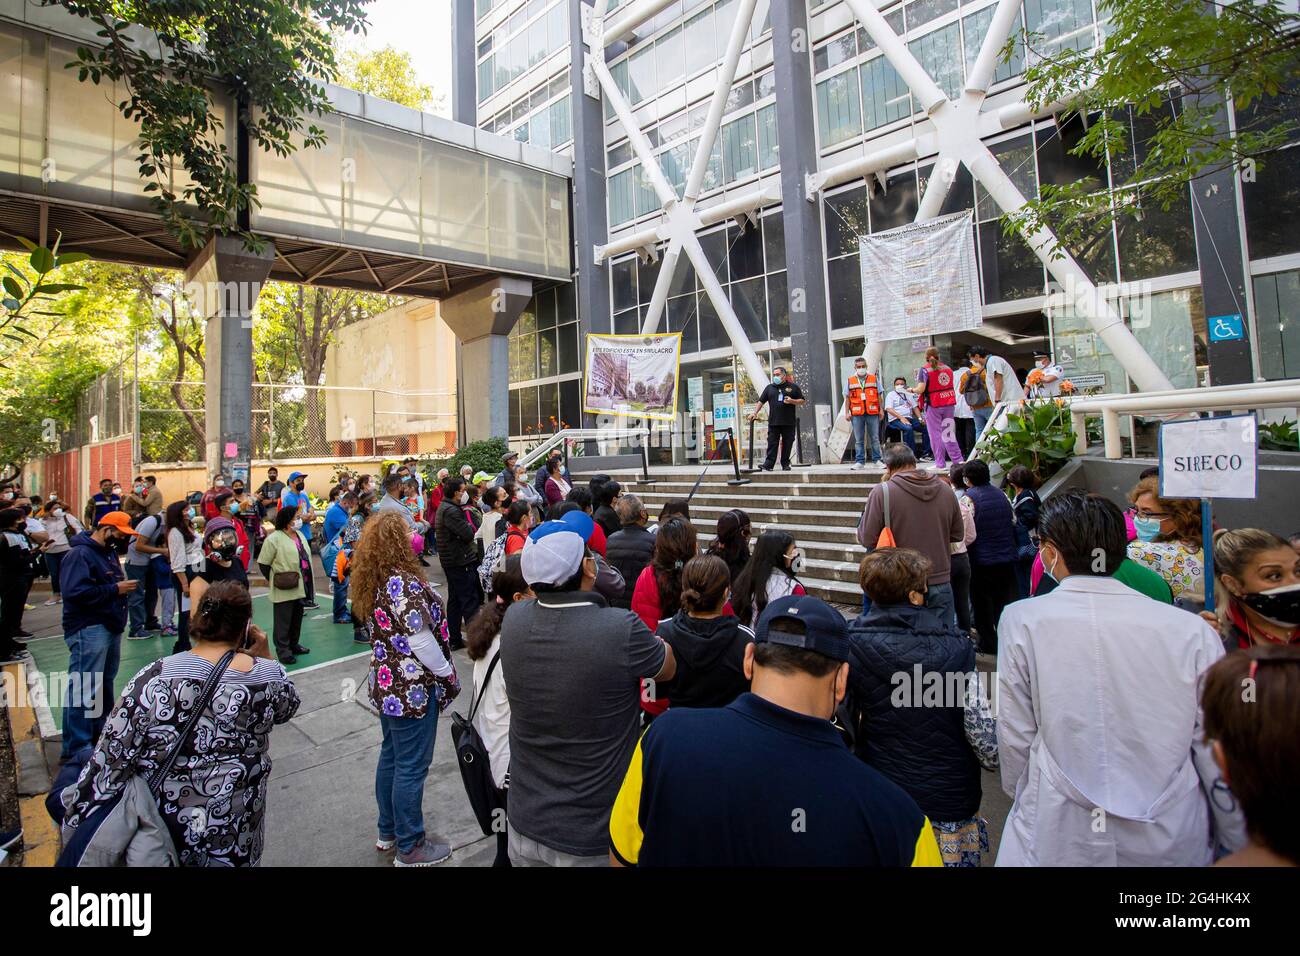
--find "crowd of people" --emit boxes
[3,435,1297,869]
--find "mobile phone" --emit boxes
[241,619,253,650]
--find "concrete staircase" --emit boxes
[592,467,884,609]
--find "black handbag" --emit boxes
[450,653,506,836]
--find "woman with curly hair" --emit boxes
[352,512,462,867]
[1127,475,1205,600]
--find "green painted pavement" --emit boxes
[27,593,370,727]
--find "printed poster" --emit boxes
[583,332,683,421]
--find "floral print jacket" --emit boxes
[367,570,461,719]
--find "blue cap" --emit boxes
[529,508,595,544]
[287,471,307,481]
[753,595,850,663]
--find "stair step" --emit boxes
[620,478,883,498]
[581,468,884,486]
[630,491,868,512]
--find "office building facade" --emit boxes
[453,0,1300,460]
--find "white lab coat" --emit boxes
[995,575,1225,867]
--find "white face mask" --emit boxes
[855,365,866,374]
[787,548,805,575]
[52,508,64,518]
[291,518,302,531]
[895,385,907,394]
[112,486,122,495]
[457,492,469,506]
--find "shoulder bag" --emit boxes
[450,653,506,836]
[272,531,301,591]
[56,651,236,867]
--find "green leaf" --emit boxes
[1,297,20,312]
[34,283,84,294]
[28,247,55,273]
[55,252,91,267]
[2,277,21,298]
[11,235,37,252]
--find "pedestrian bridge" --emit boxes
[0,3,571,298]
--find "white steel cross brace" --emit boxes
[837,0,1172,393]
[585,0,773,392]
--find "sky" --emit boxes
[347,0,455,116]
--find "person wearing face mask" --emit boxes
[731,530,807,628]
[1206,528,1300,650]
[435,475,482,651]
[959,352,995,441]
[165,500,206,654]
[883,377,930,458]
[1125,476,1205,601]
[1026,349,1063,398]
[912,347,964,469]
[122,476,149,520]
[279,472,318,608]
[995,491,1232,866]
[55,512,140,761]
[39,500,84,608]
[844,357,883,469]
[83,478,121,527]
[845,547,997,866]
[194,525,250,592]
[256,505,313,665]
[0,508,37,662]
[609,593,941,867]
[200,472,232,522]
[748,365,805,472]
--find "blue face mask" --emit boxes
[229,502,241,515]
[1133,516,1163,542]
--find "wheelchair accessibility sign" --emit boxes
[1208,313,1244,342]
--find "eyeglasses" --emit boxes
[1134,509,1171,520]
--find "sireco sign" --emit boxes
[1158,414,1257,499]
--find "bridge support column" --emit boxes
[441,276,534,444]
[185,236,275,480]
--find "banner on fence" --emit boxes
[583,333,682,422]
[859,210,981,343]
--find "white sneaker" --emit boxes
[43,597,61,607]
[851,462,864,470]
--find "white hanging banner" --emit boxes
[582,332,683,422]
[858,210,982,343]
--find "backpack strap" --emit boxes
[468,652,501,722]
[147,650,235,796]
[882,480,891,532]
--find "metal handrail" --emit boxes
[518,427,653,471]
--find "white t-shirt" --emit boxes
[471,635,511,790]
[1031,363,1064,397]
[953,366,974,418]
[985,354,1025,403]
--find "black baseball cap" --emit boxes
[1032,349,1050,358]
[754,595,850,663]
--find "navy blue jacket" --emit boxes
[965,484,1017,566]
[59,532,128,634]
[845,602,982,822]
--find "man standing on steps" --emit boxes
[748,365,805,472]
[844,356,882,470]
[855,444,964,628]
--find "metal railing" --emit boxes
[519,427,654,481]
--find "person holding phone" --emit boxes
[60,580,301,867]
[55,511,140,761]
[748,366,805,472]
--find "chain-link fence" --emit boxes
[68,361,137,451]
[139,380,206,463]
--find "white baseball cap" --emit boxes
[520,529,586,586]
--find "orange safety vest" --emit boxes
[847,373,881,416]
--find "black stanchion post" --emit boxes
[747,417,757,472]
[725,428,751,486]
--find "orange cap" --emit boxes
[98,511,140,536]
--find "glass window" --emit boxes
[638,256,662,305]
[697,293,726,351]
[560,378,580,428]
[859,56,912,132]
[607,140,633,169]
[908,21,963,101]
[550,95,571,146]
[751,0,772,39]
[1115,187,1198,281]
[725,80,754,115]
[547,2,567,49]
[906,0,958,30]
[816,70,863,148]
[1253,269,1300,381]
[962,7,1024,86]
[767,270,790,340]
[662,141,690,198]
[730,277,769,342]
[756,69,776,100]
[1126,287,1206,390]
[520,387,540,435]
[721,113,758,183]
[539,381,560,429]
[669,251,696,296]
[635,164,660,216]
[608,168,636,225]
[536,288,557,328]
[1244,144,1300,260]
[828,255,864,330]
[539,328,558,376]
[684,8,714,75]
[668,294,700,353]
[557,281,576,324]
[614,308,640,334]
[477,57,494,103]
[559,322,581,372]
[757,104,779,169]
[728,222,765,281]
[870,169,919,232]
[976,135,1036,220]
[714,0,739,58]
[657,26,685,95]
[979,221,1044,302]
[698,229,729,283]
[763,212,786,272]
[918,161,974,215]
[612,257,638,312]
[1023,0,1095,56]
[1036,117,1106,192]
[509,388,522,435]
[814,32,857,74]
[528,18,547,68]
[824,185,870,257]
[629,44,656,106]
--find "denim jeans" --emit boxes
[972,406,993,439]
[375,710,439,853]
[850,413,882,464]
[125,563,151,634]
[885,417,931,456]
[45,550,66,596]
[331,572,351,622]
[62,623,122,759]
